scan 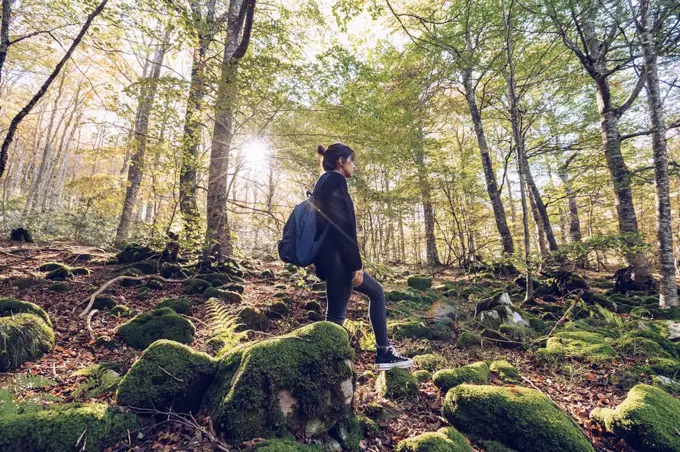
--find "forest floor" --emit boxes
[0,239,660,451]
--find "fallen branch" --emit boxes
[86,309,99,340]
[78,275,192,317]
[157,365,183,383]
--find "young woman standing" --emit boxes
[312,143,413,371]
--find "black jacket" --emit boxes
[312,171,362,280]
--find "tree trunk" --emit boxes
[558,157,582,242]
[115,31,169,246]
[637,0,677,307]
[414,143,441,266]
[462,69,514,254]
[529,189,549,257]
[523,161,559,251]
[0,0,11,87]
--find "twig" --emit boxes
[546,299,577,339]
[86,309,99,340]
[77,275,192,317]
[157,365,183,383]
[51,361,65,384]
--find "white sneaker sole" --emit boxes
[374,360,414,371]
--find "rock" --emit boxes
[304,300,322,313]
[387,320,431,340]
[48,282,70,293]
[225,283,245,294]
[308,310,324,321]
[407,275,432,291]
[261,269,275,279]
[651,374,680,394]
[433,362,490,392]
[538,331,616,362]
[119,268,143,287]
[0,402,137,452]
[483,324,538,348]
[612,335,672,359]
[267,301,290,317]
[10,277,48,290]
[591,384,680,452]
[443,384,594,452]
[0,313,54,371]
[413,370,431,382]
[387,289,424,303]
[236,307,270,331]
[551,270,588,295]
[71,267,91,276]
[395,427,472,452]
[117,340,216,413]
[10,227,33,242]
[136,287,152,300]
[92,296,117,311]
[249,438,322,451]
[0,297,52,326]
[38,262,66,272]
[95,335,119,349]
[429,316,454,340]
[46,266,73,281]
[160,262,184,278]
[456,332,482,348]
[201,272,232,287]
[185,278,212,295]
[480,309,503,330]
[489,360,520,383]
[109,305,133,317]
[376,368,418,399]
[203,322,354,442]
[204,288,242,303]
[116,308,195,349]
[412,353,445,372]
[668,321,680,341]
[116,242,155,264]
[145,279,164,290]
[157,298,191,315]
[129,259,159,275]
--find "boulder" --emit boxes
[489,360,521,383]
[92,296,117,311]
[456,332,481,348]
[71,267,91,276]
[538,331,616,363]
[9,277,48,290]
[116,308,195,349]
[443,384,594,452]
[407,275,432,291]
[412,353,445,372]
[119,268,143,287]
[46,266,73,281]
[304,300,322,313]
[433,362,490,392]
[116,340,216,413]
[185,279,212,295]
[116,242,155,264]
[0,313,55,371]
[0,297,52,326]
[129,259,159,275]
[38,262,66,272]
[201,272,233,287]
[591,384,680,452]
[395,427,472,452]
[376,368,418,399]
[266,301,290,317]
[225,283,245,294]
[308,311,324,321]
[157,298,191,315]
[160,262,184,278]
[48,282,70,293]
[203,322,355,443]
[387,320,431,340]
[145,279,163,290]
[236,306,270,331]
[668,321,680,341]
[0,402,137,452]
[412,370,432,382]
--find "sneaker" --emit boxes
[374,346,414,371]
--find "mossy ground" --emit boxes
[539,331,616,362]
[116,307,195,349]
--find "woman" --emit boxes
[312,143,413,371]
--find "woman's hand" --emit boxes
[352,269,364,287]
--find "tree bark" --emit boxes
[636,0,677,307]
[0,0,10,87]
[115,31,170,246]
[558,155,582,242]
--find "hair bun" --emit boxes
[317,145,326,156]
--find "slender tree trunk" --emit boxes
[462,69,514,254]
[0,0,11,87]
[115,31,169,245]
[636,0,677,307]
[558,157,582,242]
[414,143,441,266]
[523,162,559,250]
[529,189,549,257]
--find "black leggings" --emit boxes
[324,260,390,348]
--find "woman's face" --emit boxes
[338,154,356,178]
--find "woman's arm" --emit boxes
[325,184,363,272]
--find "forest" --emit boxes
[1,0,680,451]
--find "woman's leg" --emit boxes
[353,272,390,348]
[324,259,354,326]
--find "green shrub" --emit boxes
[116,308,195,349]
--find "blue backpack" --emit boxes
[277,179,330,267]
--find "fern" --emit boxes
[206,298,248,354]
[0,373,59,416]
[72,364,121,400]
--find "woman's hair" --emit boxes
[317,143,355,172]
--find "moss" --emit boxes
[456,332,482,349]
[387,320,431,340]
[407,275,432,291]
[204,322,354,442]
[0,297,52,327]
[413,370,432,382]
[248,438,322,451]
[116,242,155,264]
[538,331,616,362]
[201,273,232,287]
[267,301,290,317]
[48,282,70,293]
[46,266,73,281]
[157,298,191,315]
[304,300,322,313]
[430,317,454,340]
[395,427,472,452]
[95,336,119,349]
[119,269,142,287]
[127,259,158,275]
[225,283,245,294]
[0,313,55,371]
[109,305,133,317]
[489,360,520,384]
[145,279,163,290]
[71,267,91,276]
[0,402,137,452]
[185,279,212,295]
[612,336,671,359]
[116,308,195,350]
[136,287,152,300]
[376,368,418,399]
[357,413,380,435]
[479,440,519,452]
[591,384,680,452]
[443,384,594,452]
[413,353,445,372]
[308,310,324,321]
[116,340,216,413]
[92,296,117,311]
[433,362,490,392]
[38,262,65,272]
[625,329,678,358]
[9,277,48,290]
[160,262,183,278]
[644,357,680,379]
[387,289,424,303]
[236,306,270,331]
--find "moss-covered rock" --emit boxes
[109,305,133,317]
[430,317,455,341]
[261,269,275,279]
[387,289,424,303]
[129,259,158,275]
[116,242,155,264]
[376,367,418,399]
[591,384,680,452]
[71,267,91,276]
[395,427,472,452]
[489,360,521,384]
[0,313,55,371]
[413,353,445,372]
[48,282,70,293]
[204,322,355,442]
[160,262,184,278]
[92,296,117,311]
[236,306,270,331]
[248,438,322,451]
[0,297,51,326]
[156,298,191,315]
[443,384,594,452]
[225,283,245,294]
[136,287,152,300]
[38,262,65,272]
[407,275,432,291]
[456,331,482,348]
[0,402,137,452]
[201,272,232,287]
[413,370,432,382]
[433,362,490,392]
[203,287,242,303]
[613,335,672,359]
[267,301,290,317]
[116,340,216,413]
[304,300,322,313]
[119,268,142,287]
[308,310,324,321]
[387,320,431,340]
[145,279,164,291]
[116,308,195,349]
[9,277,48,290]
[185,278,212,295]
[538,331,616,362]
[46,266,73,281]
